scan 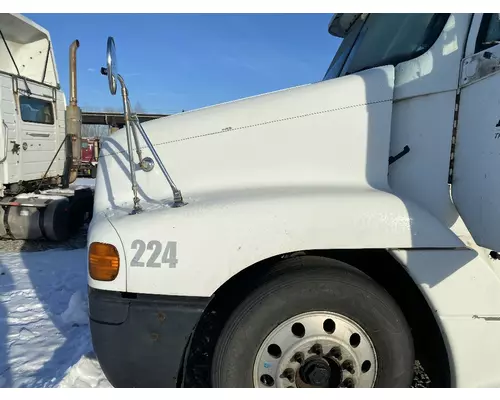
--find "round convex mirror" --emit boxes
[106,36,118,95]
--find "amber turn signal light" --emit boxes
[89,242,120,281]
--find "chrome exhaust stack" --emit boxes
[64,39,82,185]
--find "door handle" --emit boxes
[389,145,410,166]
[26,132,50,137]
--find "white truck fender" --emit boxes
[104,185,465,298]
[87,213,127,292]
[390,248,500,388]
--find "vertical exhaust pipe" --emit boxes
[69,40,79,106]
[63,39,82,185]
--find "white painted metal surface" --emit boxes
[92,65,465,297]
[94,66,397,210]
[387,14,473,230]
[391,248,500,388]
[0,74,17,189]
[87,214,127,292]
[0,13,58,87]
[0,73,66,186]
[451,42,500,252]
[0,14,66,188]
[103,187,463,297]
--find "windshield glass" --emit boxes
[323,13,450,80]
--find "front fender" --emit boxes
[105,186,464,297]
[87,213,127,293]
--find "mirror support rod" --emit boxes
[116,73,185,210]
[128,98,144,163]
[117,73,142,214]
[130,116,185,206]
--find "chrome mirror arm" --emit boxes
[129,115,185,207]
[116,74,185,210]
[117,73,142,214]
[126,98,144,164]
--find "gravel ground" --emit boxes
[412,360,431,388]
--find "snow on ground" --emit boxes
[0,247,110,388]
[0,176,110,388]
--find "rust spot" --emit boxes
[157,312,166,322]
[151,333,159,342]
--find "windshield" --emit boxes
[323,13,450,80]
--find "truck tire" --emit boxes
[91,166,97,179]
[211,256,414,388]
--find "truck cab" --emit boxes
[79,137,100,179]
[0,14,92,242]
[87,13,500,388]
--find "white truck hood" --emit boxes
[93,66,396,215]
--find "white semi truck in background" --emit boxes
[87,13,500,388]
[0,14,92,241]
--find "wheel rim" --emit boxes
[252,311,378,388]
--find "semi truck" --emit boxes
[87,13,500,388]
[0,14,92,241]
[78,137,100,179]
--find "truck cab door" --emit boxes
[451,14,500,252]
[16,84,63,182]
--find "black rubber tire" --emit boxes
[91,166,97,179]
[211,256,414,388]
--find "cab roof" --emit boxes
[0,13,59,87]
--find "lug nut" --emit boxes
[281,368,295,382]
[342,360,355,374]
[310,343,323,355]
[292,352,304,365]
[328,346,342,360]
[342,378,355,388]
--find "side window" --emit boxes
[19,96,54,125]
[476,13,500,53]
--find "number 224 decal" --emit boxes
[130,240,178,268]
